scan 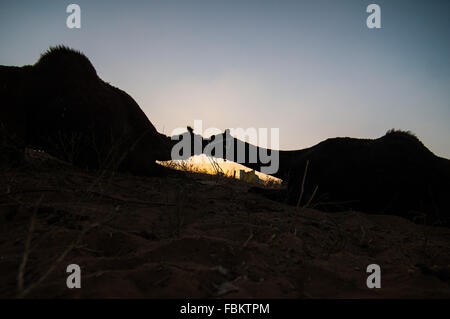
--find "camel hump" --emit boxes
[384,128,421,142]
[382,128,433,155]
[33,45,98,82]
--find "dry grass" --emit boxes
[296,160,319,210]
[158,156,282,188]
[6,134,133,298]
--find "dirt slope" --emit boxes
[0,150,449,298]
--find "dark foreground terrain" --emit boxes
[0,150,449,298]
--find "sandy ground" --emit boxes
[0,151,449,298]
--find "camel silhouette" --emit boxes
[0,46,189,175]
[202,129,450,225]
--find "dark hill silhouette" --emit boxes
[0,46,175,175]
[203,129,450,225]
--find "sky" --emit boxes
[1,0,449,157]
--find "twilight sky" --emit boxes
[1,0,449,157]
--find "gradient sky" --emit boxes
[1,0,449,157]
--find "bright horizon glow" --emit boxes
[1,0,449,158]
[158,154,282,183]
